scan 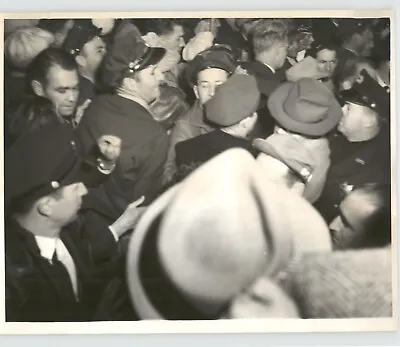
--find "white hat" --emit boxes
[5,26,54,70]
[126,148,332,319]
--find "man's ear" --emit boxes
[193,85,199,99]
[31,80,45,97]
[365,111,379,129]
[75,54,86,68]
[240,113,258,129]
[36,197,55,217]
[122,76,137,91]
[142,32,161,47]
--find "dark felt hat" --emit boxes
[62,19,102,56]
[186,44,237,86]
[205,74,260,127]
[101,21,166,88]
[268,78,343,137]
[5,123,90,208]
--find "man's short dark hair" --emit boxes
[305,41,338,59]
[26,47,78,90]
[339,25,372,45]
[253,30,288,56]
[134,18,183,36]
[355,183,391,248]
[37,19,70,34]
[8,185,65,218]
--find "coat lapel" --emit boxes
[60,227,91,302]
[7,220,78,304]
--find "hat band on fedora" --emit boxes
[126,185,216,320]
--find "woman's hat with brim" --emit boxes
[268,78,343,137]
[126,148,332,320]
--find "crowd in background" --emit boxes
[4,17,392,322]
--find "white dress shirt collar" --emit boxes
[35,235,78,299]
[35,235,57,261]
[263,62,276,74]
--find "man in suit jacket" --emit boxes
[242,26,289,139]
[5,124,143,322]
[175,74,260,167]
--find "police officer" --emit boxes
[5,123,143,321]
[315,71,391,223]
[76,22,169,223]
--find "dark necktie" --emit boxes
[51,251,78,302]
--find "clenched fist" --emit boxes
[97,135,122,171]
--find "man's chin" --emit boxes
[60,109,76,118]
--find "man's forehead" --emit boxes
[341,192,375,224]
[197,68,229,82]
[317,49,337,59]
[46,65,79,86]
[173,24,184,35]
[85,35,105,48]
[163,24,184,38]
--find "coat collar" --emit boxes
[245,60,276,77]
[5,217,83,302]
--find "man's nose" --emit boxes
[78,183,88,196]
[66,90,76,102]
[325,63,333,71]
[328,216,341,232]
[208,85,216,97]
[156,69,164,82]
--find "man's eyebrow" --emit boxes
[338,207,354,230]
[56,84,79,90]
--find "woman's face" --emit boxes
[329,190,376,250]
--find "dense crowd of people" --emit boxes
[4,17,392,322]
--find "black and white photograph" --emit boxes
[1,11,396,333]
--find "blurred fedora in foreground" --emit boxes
[126,148,332,320]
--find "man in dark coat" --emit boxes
[163,44,237,183]
[335,19,375,85]
[315,72,391,223]
[76,22,169,222]
[5,124,143,322]
[241,26,289,139]
[175,74,260,167]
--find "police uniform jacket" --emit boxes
[76,94,169,221]
[315,128,391,223]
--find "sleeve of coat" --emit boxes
[69,212,120,265]
[132,131,169,205]
[163,118,196,184]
